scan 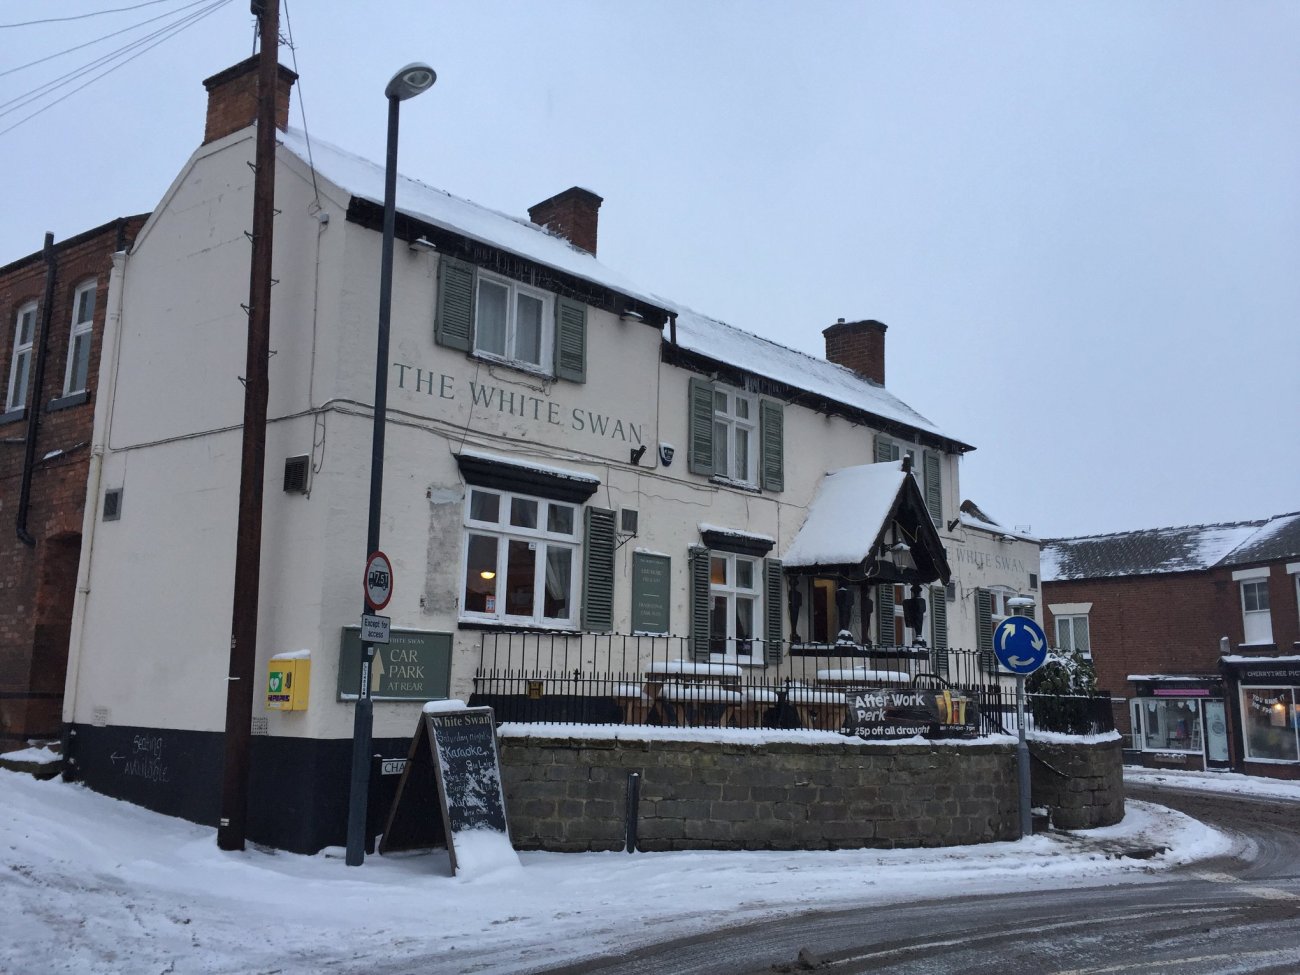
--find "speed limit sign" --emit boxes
[364,551,393,611]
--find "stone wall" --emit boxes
[500,735,1021,852]
[1029,737,1125,829]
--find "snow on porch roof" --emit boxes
[782,462,907,568]
[277,128,964,448]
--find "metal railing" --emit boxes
[470,631,1112,737]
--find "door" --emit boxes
[1202,700,1230,766]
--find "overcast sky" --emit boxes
[3,1,1296,538]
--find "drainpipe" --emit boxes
[16,232,57,547]
[668,311,678,346]
[63,242,128,750]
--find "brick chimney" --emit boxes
[201,56,298,145]
[823,318,888,386]
[528,187,603,255]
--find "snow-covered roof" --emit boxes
[1041,511,1300,582]
[672,308,961,443]
[277,128,965,447]
[957,500,1039,543]
[782,462,906,567]
[278,128,662,309]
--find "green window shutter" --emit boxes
[554,297,587,383]
[976,589,995,674]
[924,451,942,527]
[688,545,712,661]
[875,436,899,463]
[434,256,475,352]
[687,377,715,476]
[876,583,895,647]
[581,507,616,632]
[759,399,784,492]
[764,558,784,664]
[930,584,949,678]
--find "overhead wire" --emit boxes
[0,0,216,80]
[281,0,321,209]
[0,0,231,118]
[0,0,185,29]
[0,0,233,138]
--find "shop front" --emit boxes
[1221,656,1300,780]
[1126,676,1231,772]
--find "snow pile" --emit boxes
[783,461,905,567]
[0,770,1235,975]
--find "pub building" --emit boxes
[49,58,1045,852]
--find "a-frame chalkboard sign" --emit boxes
[379,704,511,874]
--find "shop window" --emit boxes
[1135,699,1203,753]
[461,488,579,627]
[1240,579,1273,645]
[686,377,784,491]
[1240,687,1299,762]
[63,280,96,395]
[6,301,36,412]
[1054,614,1091,659]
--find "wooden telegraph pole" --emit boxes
[218,0,279,851]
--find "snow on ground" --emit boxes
[2,770,1237,975]
[1125,764,1300,802]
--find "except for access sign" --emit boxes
[361,613,390,644]
[364,551,393,611]
[993,617,1049,674]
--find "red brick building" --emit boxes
[1041,513,1300,778]
[0,216,147,748]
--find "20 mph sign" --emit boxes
[364,551,394,611]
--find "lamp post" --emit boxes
[345,62,436,868]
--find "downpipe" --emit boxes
[16,232,57,547]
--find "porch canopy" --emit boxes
[782,460,951,586]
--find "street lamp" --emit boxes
[345,62,436,868]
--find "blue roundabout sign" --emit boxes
[992,617,1049,675]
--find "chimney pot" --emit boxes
[201,56,298,145]
[823,318,888,386]
[528,186,603,256]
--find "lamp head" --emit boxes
[386,62,436,101]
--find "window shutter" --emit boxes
[758,399,784,492]
[976,589,995,674]
[876,583,895,647]
[924,451,942,526]
[764,558,784,665]
[930,584,949,678]
[687,377,715,476]
[688,545,711,661]
[434,256,475,352]
[554,297,587,383]
[581,507,616,632]
[875,436,899,463]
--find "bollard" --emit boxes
[625,771,641,853]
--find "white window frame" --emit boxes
[1054,614,1092,659]
[1288,563,1300,628]
[63,279,96,395]
[711,385,758,487]
[472,270,554,373]
[459,487,579,628]
[1239,578,1273,645]
[6,301,36,412]
[709,551,763,662]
